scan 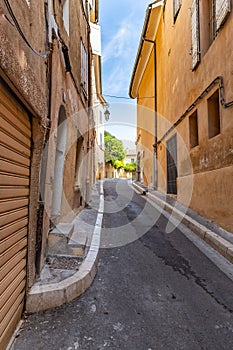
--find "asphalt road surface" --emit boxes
[12,179,233,350]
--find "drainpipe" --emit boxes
[129,0,163,189]
[86,0,92,205]
[143,38,157,190]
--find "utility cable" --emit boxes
[103,94,155,100]
[3,0,48,59]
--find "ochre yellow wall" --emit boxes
[137,51,155,187]
[136,0,233,231]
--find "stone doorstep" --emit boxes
[68,231,88,248]
[25,181,104,313]
[51,223,74,240]
[26,228,101,313]
[26,252,99,313]
[133,182,233,264]
[47,233,86,257]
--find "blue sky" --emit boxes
[99,0,150,141]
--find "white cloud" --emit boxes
[103,65,129,95]
[102,18,136,63]
[102,14,143,97]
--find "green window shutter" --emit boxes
[215,0,231,31]
[190,0,200,70]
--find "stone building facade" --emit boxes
[89,0,106,181]
[0,0,99,348]
[130,0,233,232]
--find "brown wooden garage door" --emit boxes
[0,81,31,349]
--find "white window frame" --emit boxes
[100,133,103,148]
[89,0,94,9]
[25,0,30,8]
[99,111,103,124]
[190,0,200,70]
[63,0,70,36]
[173,0,182,20]
[215,0,231,31]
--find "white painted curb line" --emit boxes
[132,182,233,264]
[26,181,104,313]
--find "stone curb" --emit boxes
[26,182,104,313]
[133,182,233,264]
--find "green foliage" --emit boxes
[112,159,125,169]
[104,132,136,173]
[104,131,126,163]
[124,162,136,172]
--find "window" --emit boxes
[215,0,231,30]
[89,0,94,9]
[82,0,87,13]
[189,110,199,148]
[199,0,213,55]
[190,0,200,70]
[63,0,69,36]
[81,40,88,97]
[197,0,231,57]
[99,111,103,124]
[100,133,103,148]
[173,0,182,21]
[208,90,220,138]
[75,132,84,187]
[131,158,135,163]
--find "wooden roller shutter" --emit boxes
[0,81,31,350]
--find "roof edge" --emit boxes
[129,0,164,99]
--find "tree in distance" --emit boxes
[104,131,136,172]
[104,131,126,163]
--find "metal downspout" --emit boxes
[143,38,157,190]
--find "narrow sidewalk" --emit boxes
[25,181,104,313]
[133,181,233,264]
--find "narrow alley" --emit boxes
[12,179,233,350]
[1,1,233,349]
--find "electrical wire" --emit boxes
[103,94,155,100]
[3,0,48,59]
[156,76,233,146]
[103,94,131,100]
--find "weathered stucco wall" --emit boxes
[155,0,233,232]
[137,51,155,187]
[0,0,48,286]
[41,0,93,262]
[134,0,233,232]
[0,0,47,119]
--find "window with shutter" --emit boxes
[63,0,69,36]
[215,0,231,30]
[25,0,30,7]
[81,41,89,97]
[89,0,94,10]
[173,0,182,20]
[191,0,200,70]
